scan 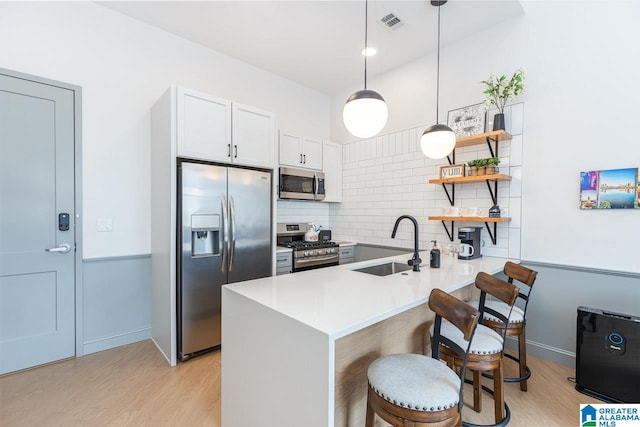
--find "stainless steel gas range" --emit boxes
[276,223,339,272]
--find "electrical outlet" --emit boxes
[97,218,113,232]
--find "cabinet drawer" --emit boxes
[339,246,354,259]
[276,252,293,269]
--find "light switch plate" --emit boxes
[97,218,113,232]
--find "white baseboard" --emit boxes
[82,328,150,355]
[505,336,576,368]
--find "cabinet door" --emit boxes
[279,131,303,167]
[232,103,276,168]
[302,137,323,170]
[322,141,342,202]
[177,87,231,162]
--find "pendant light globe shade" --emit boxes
[343,89,388,138]
[420,123,456,159]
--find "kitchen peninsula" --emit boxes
[221,252,512,427]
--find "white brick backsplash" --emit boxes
[326,108,523,256]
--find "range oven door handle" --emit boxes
[295,254,339,268]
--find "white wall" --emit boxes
[330,1,640,274]
[0,2,330,259]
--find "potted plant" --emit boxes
[481,67,525,131]
[476,158,488,175]
[486,157,500,175]
[468,160,478,176]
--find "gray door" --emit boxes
[227,168,272,284]
[0,73,76,374]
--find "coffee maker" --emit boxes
[458,227,482,260]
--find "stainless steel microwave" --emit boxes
[279,167,325,201]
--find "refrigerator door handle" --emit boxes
[221,196,228,272]
[229,195,236,271]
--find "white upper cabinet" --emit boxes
[177,87,231,163]
[279,131,322,170]
[322,141,342,203]
[176,87,276,168]
[232,103,276,169]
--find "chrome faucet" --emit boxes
[391,215,422,272]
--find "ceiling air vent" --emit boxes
[380,12,405,31]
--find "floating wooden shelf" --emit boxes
[455,130,512,149]
[428,216,511,245]
[428,216,511,223]
[429,174,512,185]
[434,130,514,245]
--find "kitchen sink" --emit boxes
[352,262,412,276]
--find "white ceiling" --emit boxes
[99,1,524,95]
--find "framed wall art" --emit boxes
[447,103,486,137]
[580,167,639,209]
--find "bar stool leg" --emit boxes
[493,362,505,423]
[365,390,375,427]
[519,330,528,391]
[473,370,482,412]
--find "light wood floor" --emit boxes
[0,339,598,426]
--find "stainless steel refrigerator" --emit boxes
[177,160,272,361]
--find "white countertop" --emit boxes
[225,252,511,340]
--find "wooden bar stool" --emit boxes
[434,272,519,425]
[365,288,481,427]
[481,262,538,391]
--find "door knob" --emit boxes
[45,243,71,253]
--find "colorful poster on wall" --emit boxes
[580,168,639,209]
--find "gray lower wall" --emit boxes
[81,255,151,355]
[505,262,640,368]
[77,253,640,372]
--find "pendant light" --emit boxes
[343,0,388,139]
[420,0,456,159]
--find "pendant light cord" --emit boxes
[364,0,368,90]
[435,3,441,123]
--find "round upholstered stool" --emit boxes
[367,354,462,424]
[365,288,480,427]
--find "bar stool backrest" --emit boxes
[428,288,481,414]
[476,272,520,352]
[503,262,538,320]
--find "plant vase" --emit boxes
[477,166,486,175]
[469,166,478,177]
[486,165,496,175]
[493,113,505,131]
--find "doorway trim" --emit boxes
[0,67,84,357]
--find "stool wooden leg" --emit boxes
[519,330,528,391]
[472,370,482,412]
[493,362,505,423]
[365,389,375,427]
